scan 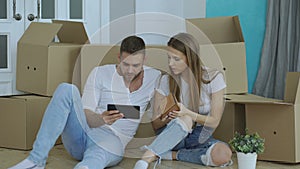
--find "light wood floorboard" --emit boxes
[1,144,300,169]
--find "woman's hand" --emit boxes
[168,103,198,121]
[163,103,190,120]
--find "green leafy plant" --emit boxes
[229,129,265,154]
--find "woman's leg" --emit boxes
[134,118,191,169]
[176,136,232,166]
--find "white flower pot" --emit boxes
[236,152,257,169]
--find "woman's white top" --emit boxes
[158,72,226,115]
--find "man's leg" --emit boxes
[74,133,123,169]
[61,83,90,160]
[9,83,87,168]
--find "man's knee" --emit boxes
[55,83,79,96]
[57,83,77,91]
[211,142,232,166]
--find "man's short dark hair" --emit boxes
[120,36,145,55]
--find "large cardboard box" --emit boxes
[0,95,51,150]
[186,16,247,94]
[226,72,300,163]
[186,16,248,142]
[17,20,89,96]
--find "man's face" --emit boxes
[119,52,145,83]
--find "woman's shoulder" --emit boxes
[201,66,224,82]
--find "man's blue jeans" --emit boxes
[27,83,122,169]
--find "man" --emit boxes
[9,36,161,169]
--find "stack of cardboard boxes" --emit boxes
[0,20,88,150]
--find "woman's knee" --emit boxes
[211,142,232,166]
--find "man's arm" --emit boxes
[84,109,124,128]
[84,109,105,128]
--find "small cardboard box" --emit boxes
[16,20,89,96]
[186,16,247,94]
[239,72,300,163]
[0,95,51,150]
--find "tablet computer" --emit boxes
[107,104,140,119]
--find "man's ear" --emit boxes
[117,53,121,62]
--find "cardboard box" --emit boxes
[0,95,51,150]
[229,72,300,163]
[186,16,247,94]
[213,101,246,143]
[186,16,249,143]
[213,94,282,143]
[17,20,89,96]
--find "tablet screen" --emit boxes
[107,104,140,119]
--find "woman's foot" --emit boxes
[8,159,44,169]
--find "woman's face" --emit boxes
[167,46,188,75]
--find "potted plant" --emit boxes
[229,129,265,169]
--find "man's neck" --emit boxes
[116,65,144,92]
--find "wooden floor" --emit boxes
[1,144,300,169]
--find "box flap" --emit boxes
[225,94,292,105]
[284,72,300,104]
[52,20,89,44]
[186,16,244,44]
[296,79,300,105]
[18,22,62,46]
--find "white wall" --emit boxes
[135,0,206,44]
[99,0,206,44]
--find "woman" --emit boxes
[134,33,232,169]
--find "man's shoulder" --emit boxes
[144,66,161,75]
[95,64,116,72]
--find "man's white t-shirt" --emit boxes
[81,65,160,150]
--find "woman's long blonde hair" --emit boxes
[167,33,212,112]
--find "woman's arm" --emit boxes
[176,88,225,129]
[151,115,171,131]
[150,75,172,131]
